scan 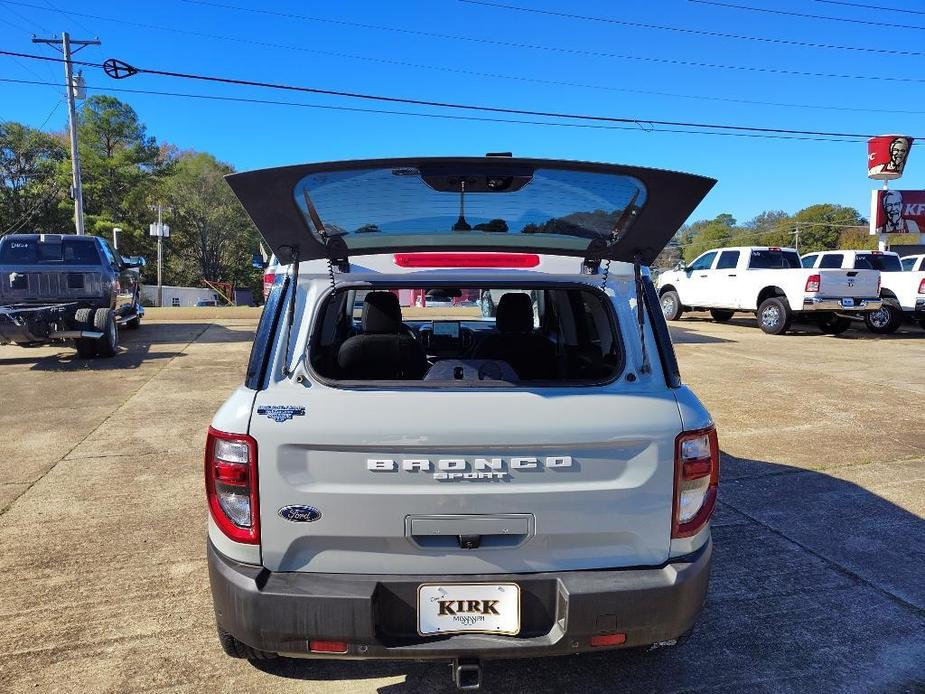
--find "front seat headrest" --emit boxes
[362,292,402,333]
[496,293,534,333]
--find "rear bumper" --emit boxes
[208,538,712,660]
[801,296,881,312]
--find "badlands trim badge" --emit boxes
[257,405,305,422]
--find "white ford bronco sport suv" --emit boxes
[206,157,719,689]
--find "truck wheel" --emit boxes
[660,290,683,321]
[863,303,901,334]
[818,315,852,335]
[217,627,277,660]
[757,297,791,335]
[74,308,94,327]
[93,308,118,358]
[919,318,925,331]
[709,309,734,322]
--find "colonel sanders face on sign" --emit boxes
[887,138,910,172]
[882,190,904,227]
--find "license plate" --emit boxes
[841,298,854,308]
[417,583,520,636]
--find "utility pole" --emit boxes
[793,224,800,253]
[33,32,100,236]
[149,204,170,307]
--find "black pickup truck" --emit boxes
[0,233,145,358]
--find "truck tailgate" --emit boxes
[818,268,879,297]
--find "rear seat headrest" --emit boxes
[362,292,402,333]
[496,293,534,333]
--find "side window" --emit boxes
[97,239,118,267]
[688,251,717,271]
[818,254,843,269]
[901,257,916,271]
[715,250,740,270]
[245,277,288,390]
[801,254,818,268]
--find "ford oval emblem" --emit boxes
[278,505,322,523]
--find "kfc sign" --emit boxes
[870,189,925,235]
[868,135,913,180]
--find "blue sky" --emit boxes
[1,0,923,225]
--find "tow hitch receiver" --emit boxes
[452,657,482,690]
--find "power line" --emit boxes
[4,49,918,141]
[0,76,875,144]
[10,0,925,116]
[689,0,925,31]
[813,0,925,16]
[178,0,925,82]
[460,0,925,57]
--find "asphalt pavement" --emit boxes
[0,312,922,693]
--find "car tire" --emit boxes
[919,317,925,331]
[818,315,852,335]
[93,308,118,358]
[660,290,683,321]
[709,309,734,322]
[75,338,97,358]
[863,303,902,334]
[757,297,791,335]
[217,627,277,660]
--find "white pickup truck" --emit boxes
[656,246,882,335]
[801,250,925,333]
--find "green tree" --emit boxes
[163,151,261,297]
[837,226,878,251]
[792,204,866,253]
[0,122,69,234]
[739,210,792,247]
[682,213,738,261]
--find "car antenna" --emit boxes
[452,179,472,231]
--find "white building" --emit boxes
[140,284,220,307]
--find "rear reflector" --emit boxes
[590,633,627,647]
[310,640,349,653]
[393,252,540,268]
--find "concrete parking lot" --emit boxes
[1,313,923,693]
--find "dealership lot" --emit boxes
[0,315,922,693]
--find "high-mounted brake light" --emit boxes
[205,427,259,544]
[672,426,719,539]
[805,274,821,293]
[393,252,541,268]
[769,247,781,252]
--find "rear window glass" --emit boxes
[748,249,801,269]
[293,166,647,256]
[310,285,622,386]
[0,237,100,265]
[854,254,902,272]
[818,254,843,269]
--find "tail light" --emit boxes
[672,426,719,538]
[262,271,275,300]
[205,427,259,544]
[805,274,821,293]
[918,278,925,294]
